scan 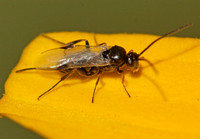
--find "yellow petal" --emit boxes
[1,32,200,138]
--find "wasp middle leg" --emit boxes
[92,71,102,103]
[93,33,107,47]
[77,67,102,103]
[77,67,99,77]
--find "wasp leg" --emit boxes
[16,67,37,73]
[117,69,131,98]
[92,71,102,103]
[98,42,107,47]
[77,67,99,77]
[37,70,73,100]
[41,33,90,49]
[41,40,90,53]
[41,33,66,45]
[93,33,107,47]
[77,67,101,103]
[93,33,98,45]
[65,39,89,49]
[121,72,131,98]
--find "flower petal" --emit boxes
[1,32,200,138]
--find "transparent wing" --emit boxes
[35,45,112,70]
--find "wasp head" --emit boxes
[125,50,139,72]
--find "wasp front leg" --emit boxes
[117,68,131,98]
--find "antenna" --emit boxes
[138,23,193,56]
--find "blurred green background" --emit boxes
[0,0,199,138]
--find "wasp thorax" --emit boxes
[125,51,139,71]
[107,45,126,65]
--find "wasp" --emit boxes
[16,23,192,103]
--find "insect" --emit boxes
[16,23,192,103]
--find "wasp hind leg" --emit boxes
[41,34,90,53]
[37,70,73,100]
[41,33,66,45]
[16,67,37,73]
